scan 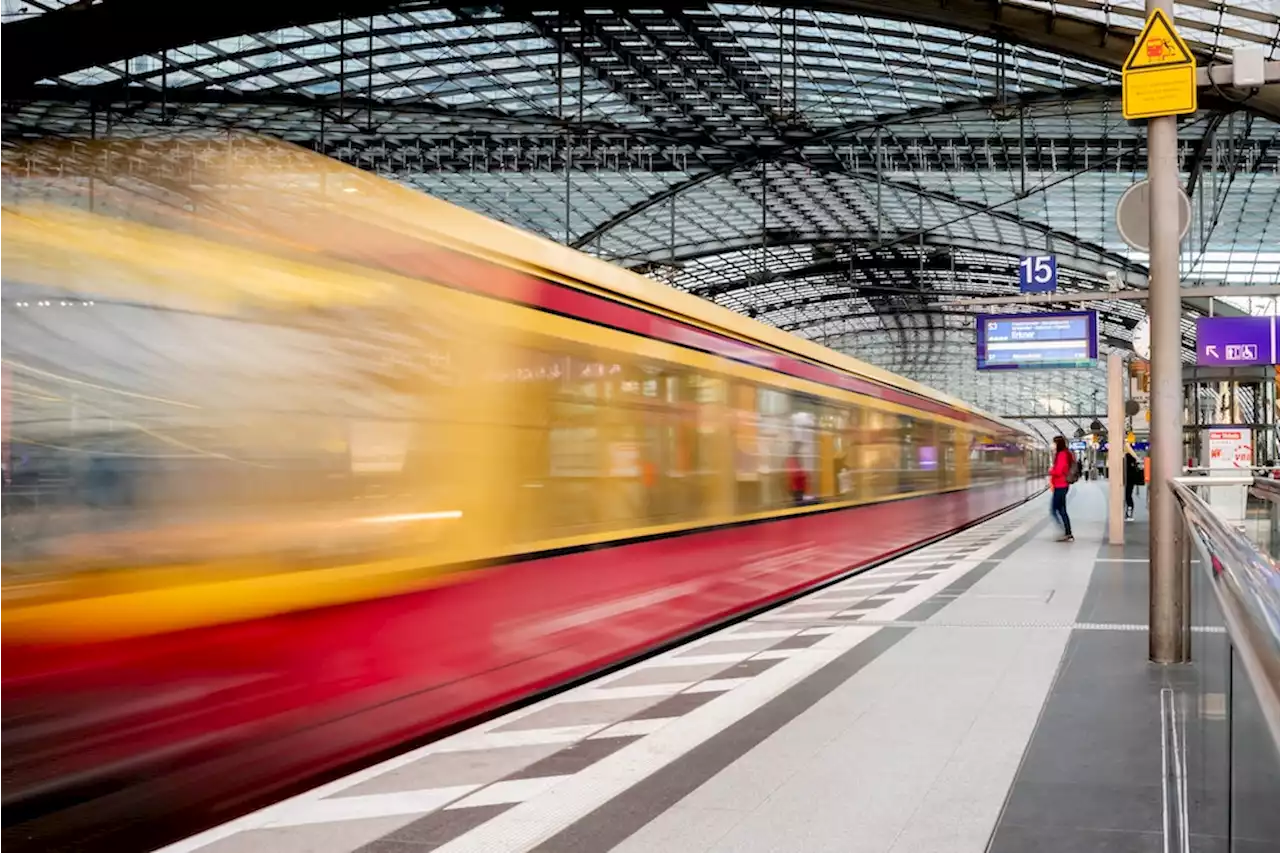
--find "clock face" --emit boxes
[1133,315,1151,360]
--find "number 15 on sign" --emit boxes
[1018,255,1057,293]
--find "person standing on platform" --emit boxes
[1049,435,1075,542]
[1124,445,1142,521]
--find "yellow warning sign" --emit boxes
[1124,8,1194,70]
[1122,9,1198,120]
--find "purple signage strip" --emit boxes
[1195,316,1277,367]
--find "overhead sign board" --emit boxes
[976,311,1099,371]
[1121,9,1198,120]
[1196,316,1279,367]
[1017,255,1057,293]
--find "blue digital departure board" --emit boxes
[976,311,1098,371]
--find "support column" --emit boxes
[1146,0,1189,664]
[1108,356,1126,544]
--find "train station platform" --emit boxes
[160,482,1244,853]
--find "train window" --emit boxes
[860,408,901,499]
[971,435,1003,484]
[819,405,847,501]
[789,395,820,502]
[689,373,731,521]
[731,382,762,514]
[839,403,866,501]
[546,399,602,534]
[756,387,792,510]
[312,326,995,554]
[937,424,957,489]
[904,419,938,494]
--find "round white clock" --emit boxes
[1132,314,1151,360]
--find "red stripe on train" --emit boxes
[3,482,1032,847]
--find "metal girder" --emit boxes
[773,304,1147,342]
[800,0,1280,121]
[1186,112,1229,200]
[811,164,1152,278]
[9,0,1276,125]
[667,6,806,129]
[520,11,729,148]
[687,252,998,299]
[21,85,1255,184]
[569,84,1117,249]
[802,314,1158,356]
[5,82,679,138]
[3,0,401,89]
[587,168,1153,286]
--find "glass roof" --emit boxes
[2,0,86,20]
[1014,1,1280,57]
[3,1,1278,418]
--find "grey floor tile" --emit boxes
[628,691,725,721]
[718,658,780,678]
[1000,781,1163,833]
[989,824,1163,853]
[339,745,564,796]
[358,805,510,851]
[774,604,844,616]
[768,634,824,651]
[843,596,894,611]
[504,736,638,779]
[1189,834,1229,853]
[605,663,730,688]
[676,638,778,657]
[1226,841,1280,853]
[199,817,420,853]
[494,697,662,732]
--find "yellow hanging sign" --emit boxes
[1122,9,1198,120]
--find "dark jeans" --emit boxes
[1124,481,1136,514]
[1051,486,1072,536]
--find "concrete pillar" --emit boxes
[1108,356,1126,544]
[1146,0,1190,664]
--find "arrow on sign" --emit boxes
[1206,345,1220,358]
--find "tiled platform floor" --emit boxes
[166,482,1192,853]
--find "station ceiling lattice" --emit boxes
[3,0,1279,423]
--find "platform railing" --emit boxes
[1170,477,1280,753]
[1168,477,1280,851]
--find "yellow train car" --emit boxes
[1,138,1041,850]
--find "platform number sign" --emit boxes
[1018,255,1058,294]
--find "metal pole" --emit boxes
[1108,355,1126,544]
[1147,0,1189,664]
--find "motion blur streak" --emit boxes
[1,135,1045,852]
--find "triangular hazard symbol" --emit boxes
[1124,9,1195,71]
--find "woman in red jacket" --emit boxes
[1049,435,1074,542]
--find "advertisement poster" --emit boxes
[1206,427,1252,521]
[1207,428,1252,470]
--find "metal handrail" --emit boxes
[1250,477,1280,499]
[1169,478,1280,754]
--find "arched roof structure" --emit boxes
[4,1,1278,425]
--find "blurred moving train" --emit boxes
[2,138,1044,850]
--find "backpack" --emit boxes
[1066,454,1081,485]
